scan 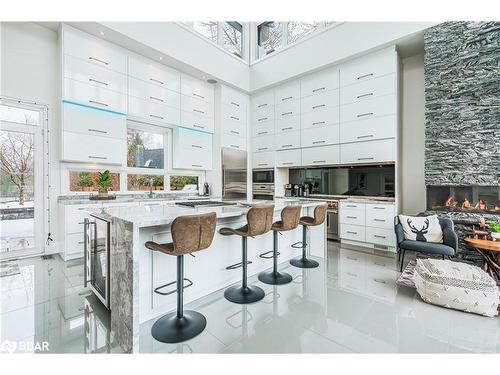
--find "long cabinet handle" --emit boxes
[281,127,293,131]
[312,87,326,93]
[89,100,108,107]
[88,56,108,65]
[193,93,205,99]
[257,163,268,166]
[373,207,387,210]
[281,96,293,101]
[257,103,268,108]
[257,131,268,135]
[346,216,357,219]
[281,111,293,116]
[346,231,358,234]
[373,218,386,222]
[149,96,164,102]
[193,109,205,114]
[191,144,203,149]
[257,147,268,151]
[282,162,294,165]
[357,93,373,99]
[357,112,374,118]
[89,78,108,86]
[357,134,374,139]
[374,235,387,239]
[258,117,268,122]
[88,128,108,134]
[312,104,326,110]
[88,156,108,160]
[357,73,374,80]
[193,124,205,129]
[230,130,240,135]
[230,144,240,149]
[358,157,374,160]
[192,164,203,168]
[281,144,293,148]
[149,114,164,120]
[312,140,325,144]
[149,78,164,85]
[313,160,326,163]
[230,116,240,121]
[312,121,326,126]
[230,101,240,107]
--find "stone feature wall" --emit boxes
[424,22,500,186]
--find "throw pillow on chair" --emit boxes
[398,214,443,243]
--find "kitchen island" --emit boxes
[89,199,327,353]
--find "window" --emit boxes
[127,174,165,191]
[257,22,283,58]
[222,22,243,57]
[69,171,121,192]
[287,22,320,43]
[193,22,218,44]
[127,128,164,169]
[170,175,199,192]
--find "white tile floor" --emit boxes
[1,242,499,353]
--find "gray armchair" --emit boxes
[394,216,458,272]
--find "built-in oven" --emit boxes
[84,215,111,310]
[326,200,339,241]
[252,183,275,200]
[252,169,274,184]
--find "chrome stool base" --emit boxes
[258,270,293,285]
[151,310,206,343]
[290,257,319,269]
[224,285,265,304]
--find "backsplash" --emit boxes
[424,22,500,186]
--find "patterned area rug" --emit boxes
[0,261,21,277]
[396,260,417,288]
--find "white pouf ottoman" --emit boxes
[413,259,500,317]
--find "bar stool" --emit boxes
[145,212,217,343]
[258,205,302,285]
[290,203,327,269]
[219,205,275,304]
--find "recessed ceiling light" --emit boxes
[159,56,163,60]
[207,78,217,84]
[100,31,105,36]
[202,75,206,80]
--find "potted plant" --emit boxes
[97,170,111,199]
[78,172,93,192]
[489,222,500,241]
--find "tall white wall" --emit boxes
[401,53,426,214]
[1,22,61,252]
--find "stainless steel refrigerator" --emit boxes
[222,148,247,200]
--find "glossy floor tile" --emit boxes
[1,243,499,353]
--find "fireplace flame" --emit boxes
[461,197,471,209]
[474,199,486,210]
[444,196,455,207]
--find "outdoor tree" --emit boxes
[0,130,34,205]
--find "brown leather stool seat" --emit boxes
[145,212,216,343]
[290,204,327,269]
[219,205,274,304]
[258,204,302,285]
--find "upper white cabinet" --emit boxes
[181,74,215,103]
[274,81,300,104]
[340,138,396,164]
[300,67,339,97]
[300,90,339,114]
[340,74,396,105]
[128,54,180,92]
[219,85,248,151]
[340,92,396,124]
[251,90,274,112]
[172,127,213,170]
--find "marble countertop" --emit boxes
[88,198,325,228]
[276,195,395,204]
[57,193,210,205]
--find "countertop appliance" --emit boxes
[203,182,210,196]
[84,215,111,309]
[222,148,247,200]
[284,184,293,197]
[176,200,237,207]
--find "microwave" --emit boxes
[252,169,274,184]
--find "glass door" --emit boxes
[0,103,44,259]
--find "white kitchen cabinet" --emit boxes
[274,81,300,104]
[275,115,301,133]
[63,26,127,74]
[340,207,366,226]
[275,130,301,150]
[63,78,127,114]
[63,54,127,94]
[365,227,396,247]
[181,95,214,119]
[62,131,126,165]
[275,149,301,168]
[340,224,366,242]
[128,77,181,109]
[221,85,247,110]
[128,96,180,126]
[174,147,212,170]
[252,134,274,153]
[365,203,395,230]
[174,126,212,152]
[300,89,339,114]
[275,98,300,118]
[252,151,275,169]
[301,107,340,129]
[180,110,214,133]
[251,90,274,112]
[339,47,397,87]
[221,105,246,137]
[301,145,340,166]
[128,54,180,92]
[252,106,275,125]
[300,67,339,97]
[252,120,275,137]
[173,127,213,170]
[340,115,396,144]
[301,125,339,148]
[340,94,396,124]
[181,74,214,103]
[340,73,396,105]
[221,133,246,151]
[219,85,248,151]
[340,138,395,164]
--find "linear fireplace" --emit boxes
[427,185,500,214]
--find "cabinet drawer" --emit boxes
[63,28,127,74]
[300,89,339,114]
[340,201,365,211]
[253,106,275,124]
[301,124,339,148]
[275,130,301,150]
[63,54,127,94]
[301,145,339,166]
[175,127,212,152]
[180,110,214,133]
[63,101,126,139]
[340,74,396,105]
[65,206,89,234]
[340,224,366,242]
[62,132,125,165]
[276,149,301,167]
[63,78,127,114]
[301,107,339,129]
[365,227,396,247]
[340,48,397,87]
[221,105,246,137]
[275,99,300,118]
[128,96,180,126]
[274,81,300,104]
[181,95,214,118]
[340,138,395,164]
[221,86,247,109]
[252,151,275,169]
[366,204,395,229]
[340,94,396,123]
[221,133,246,151]
[66,233,85,255]
[252,120,275,137]
[251,90,274,112]
[128,77,180,108]
[173,147,212,170]
[252,135,274,153]
[340,208,366,225]
[275,115,300,133]
[181,74,214,103]
[301,67,339,97]
[129,55,180,92]
[340,115,396,144]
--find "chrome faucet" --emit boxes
[148,178,154,198]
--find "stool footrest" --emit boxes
[225,260,252,270]
[154,278,193,296]
[259,250,280,259]
[291,241,305,249]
